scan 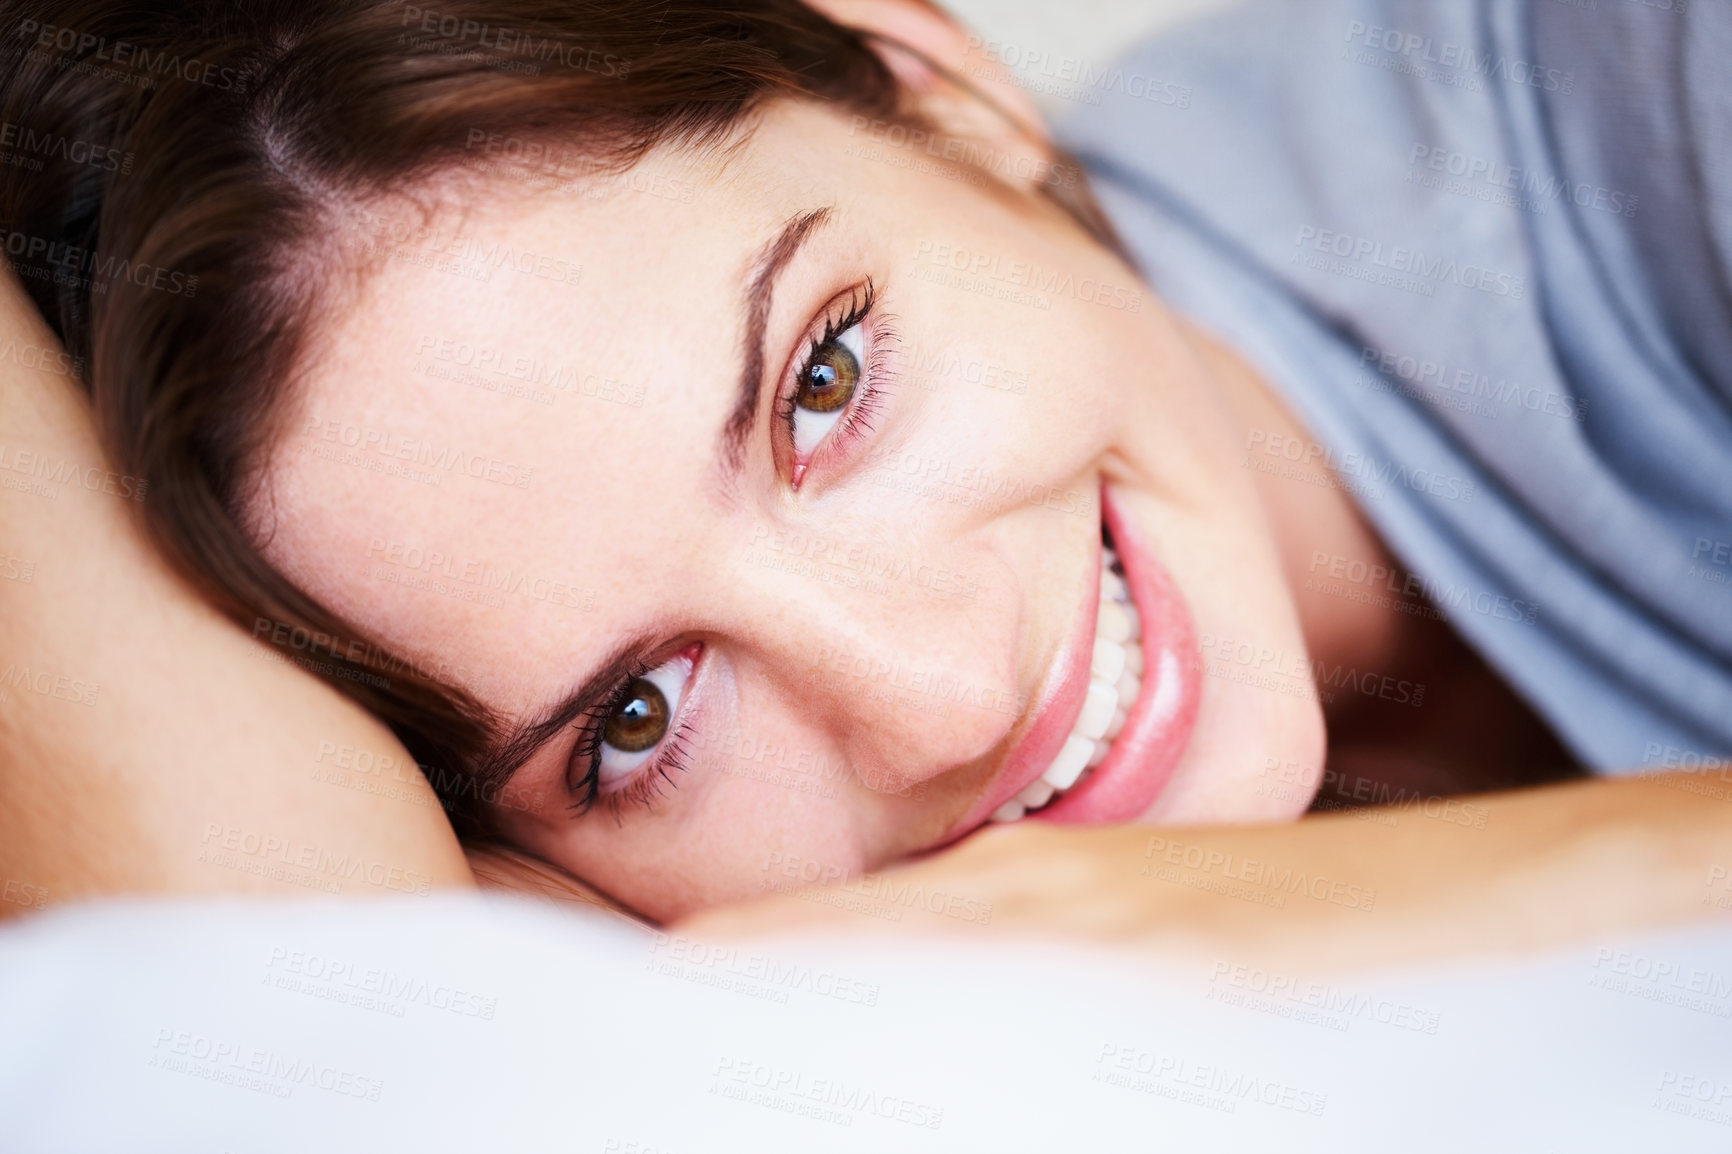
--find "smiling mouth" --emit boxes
[938,484,1200,840]
[987,525,1143,823]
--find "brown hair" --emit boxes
[0,0,1122,832]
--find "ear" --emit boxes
[805,0,1063,194]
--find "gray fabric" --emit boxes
[1056,0,1732,772]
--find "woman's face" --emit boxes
[255,98,1323,921]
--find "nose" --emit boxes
[723,525,1023,795]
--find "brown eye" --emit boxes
[796,337,859,413]
[604,678,668,753]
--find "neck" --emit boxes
[1176,317,1413,681]
[1176,317,1587,793]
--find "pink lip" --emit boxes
[938,526,1104,842]
[1036,484,1200,823]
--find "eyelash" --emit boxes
[774,279,897,476]
[564,283,895,822]
[567,670,695,823]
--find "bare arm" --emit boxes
[0,269,472,917]
[679,773,1732,975]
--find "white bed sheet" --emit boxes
[1,895,1728,1152]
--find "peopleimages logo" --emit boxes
[848,117,1080,190]
[2,228,197,298]
[1244,427,1480,506]
[1589,946,1732,1010]
[0,663,99,707]
[960,37,1192,109]
[397,5,629,78]
[199,823,434,897]
[264,946,498,1020]
[647,934,882,1007]
[1304,551,1539,627]
[912,239,1143,312]
[1143,834,1378,911]
[1207,962,1443,1034]
[15,19,250,92]
[301,416,537,489]
[761,852,995,925]
[1293,225,1526,300]
[1358,344,1587,423]
[748,524,984,600]
[0,440,147,501]
[149,1028,385,1101]
[1407,144,1637,219]
[710,1058,944,1130]
[0,121,132,173]
[1093,1043,1328,1116]
[1342,20,1573,94]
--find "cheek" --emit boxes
[885,246,1158,475]
[883,301,1096,483]
[515,720,875,922]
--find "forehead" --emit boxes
[262,116,830,710]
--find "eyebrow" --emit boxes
[477,207,834,796]
[476,628,658,804]
[717,206,833,480]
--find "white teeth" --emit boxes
[1123,642,1144,677]
[1100,568,1128,603]
[1091,637,1126,683]
[1097,600,1133,644]
[1015,779,1055,809]
[998,541,1151,821]
[1074,680,1118,741]
[1041,734,1095,791]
